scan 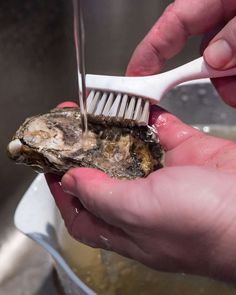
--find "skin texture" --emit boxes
[47,104,236,282]
[47,1,236,282]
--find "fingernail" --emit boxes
[62,174,76,195]
[204,39,233,69]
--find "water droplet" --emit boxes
[203,126,210,133]
[181,94,189,102]
[197,88,207,96]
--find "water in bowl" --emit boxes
[58,124,236,295]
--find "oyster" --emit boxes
[7,108,163,179]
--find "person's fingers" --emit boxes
[57,101,78,108]
[201,16,236,108]
[46,174,84,229]
[149,106,200,150]
[165,133,236,168]
[211,76,236,108]
[200,24,236,108]
[150,106,236,168]
[61,168,153,229]
[53,166,236,274]
[126,0,228,76]
[46,174,146,258]
[61,166,236,238]
[126,3,187,76]
[204,17,236,70]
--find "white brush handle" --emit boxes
[150,56,236,101]
[163,56,236,87]
[86,57,236,102]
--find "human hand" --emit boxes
[126,0,236,107]
[47,104,236,282]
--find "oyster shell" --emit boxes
[7,108,163,179]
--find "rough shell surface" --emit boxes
[7,108,163,179]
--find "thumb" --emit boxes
[61,168,149,227]
[203,16,236,107]
[204,16,236,70]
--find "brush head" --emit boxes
[86,90,150,126]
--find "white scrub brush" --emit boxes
[85,56,236,125]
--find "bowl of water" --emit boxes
[14,82,236,295]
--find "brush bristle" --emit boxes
[86,90,150,125]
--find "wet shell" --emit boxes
[7,108,163,179]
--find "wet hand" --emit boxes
[47,106,236,282]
